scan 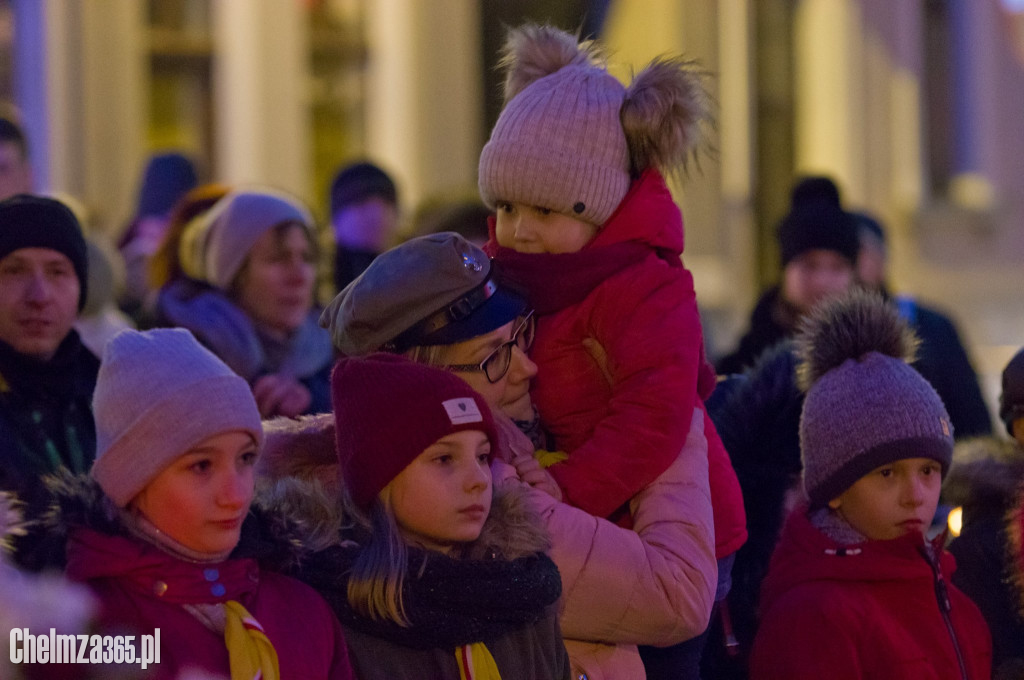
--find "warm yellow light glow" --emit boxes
[947,506,963,538]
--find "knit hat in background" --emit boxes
[777,176,860,267]
[91,328,263,507]
[331,353,499,508]
[329,161,398,217]
[135,153,198,218]
[0,194,89,310]
[1000,347,1024,436]
[479,32,631,227]
[320,232,527,355]
[796,290,954,508]
[177,188,314,291]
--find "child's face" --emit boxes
[388,430,493,554]
[132,431,258,555]
[827,457,941,541]
[495,201,597,254]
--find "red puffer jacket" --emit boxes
[66,527,353,680]
[489,169,746,557]
[751,508,992,680]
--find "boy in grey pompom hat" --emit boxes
[796,291,955,512]
[90,327,263,507]
[750,290,992,679]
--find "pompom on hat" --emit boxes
[478,24,710,227]
[90,328,263,507]
[776,176,860,267]
[796,290,954,509]
[331,353,499,508]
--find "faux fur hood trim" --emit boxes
[1004,484,1024,620]
[943,437,1024,517]
[262,475,551,560]
[259,413,340,493]
[41,469,314,573]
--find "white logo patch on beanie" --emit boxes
[443,398,483,425]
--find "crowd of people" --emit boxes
[0,23,1019,680]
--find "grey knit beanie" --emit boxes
[90,328,263,507]
[478,25,711,228]
[796,291,954,509]
[178,188,314,291]
[479,58,630,226]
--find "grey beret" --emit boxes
[319,232,526,355]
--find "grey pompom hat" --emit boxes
[797,291,954,508]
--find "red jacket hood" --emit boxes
[760,507,956,615]
[589,168,684,256]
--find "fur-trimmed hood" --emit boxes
[263,472,551,561]
[39,469,316,574]
[943,437,1024,526]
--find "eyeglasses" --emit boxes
[443,311,536,383]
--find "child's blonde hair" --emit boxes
[342,486,413,626]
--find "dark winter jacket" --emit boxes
[751,507,992,680]
[0,332,99,570]
[266,476,571,680]
[46,473,353,680]
[715,287,796,376]
[947,438,1024,679]
[717,287,991,438]
[702,343,804,678]
[895,296,992,438]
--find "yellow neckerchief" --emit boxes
[224,600,280,680]
[456,642,501,680]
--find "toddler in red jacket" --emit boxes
[751,291,991,679]
[480,24,745,564]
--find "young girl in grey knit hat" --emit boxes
[50,328,353,679]
[750,291,991,679]
[478,25,745,675]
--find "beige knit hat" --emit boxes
[178,187,314,291]
[479,24,711,227]
[90,328,263,507]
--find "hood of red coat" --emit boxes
[759,507,956,616]
[590,168,684,255]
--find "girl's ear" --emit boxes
[828,497,843,511]
[498,24,603,104]
[621,57,712,177]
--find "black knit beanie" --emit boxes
[1001,347,1024,436]
[0,194,88,310]
[329,162,397,216]
[777,176,860,267]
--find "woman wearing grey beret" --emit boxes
[262,231,716,680]
[152,187,334,419]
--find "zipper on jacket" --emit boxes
[920,545,968,679]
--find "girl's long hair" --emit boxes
[342,486,413,626]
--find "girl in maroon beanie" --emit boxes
[296,353,569,680]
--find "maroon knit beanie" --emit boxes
[331,353,499,508]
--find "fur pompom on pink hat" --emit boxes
[478,24,711,226]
